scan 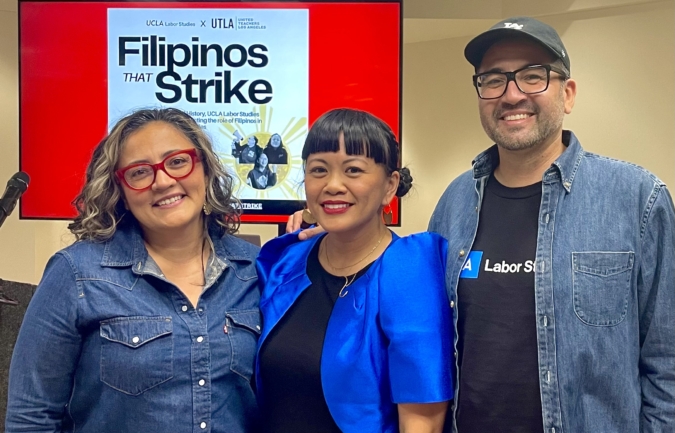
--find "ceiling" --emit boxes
[1,0,671,44]
[403,0,672,43]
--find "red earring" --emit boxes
[382,205,393,225]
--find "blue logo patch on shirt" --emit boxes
[459,251,483,279]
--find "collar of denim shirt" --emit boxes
[471,130,584,193]
[100,219,256,270]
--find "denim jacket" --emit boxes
[429,131,675,433]
[5,221,261,433]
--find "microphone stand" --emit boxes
[0,279,19,306]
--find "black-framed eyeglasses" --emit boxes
[472,64,568,100]
[115,148,201,191]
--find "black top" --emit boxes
[233,143,263,164]
[258,237,371,433]
[263,146,288,164]
[456,174,544,433]
[247,168,277,190]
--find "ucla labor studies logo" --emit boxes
[459,251,483,279]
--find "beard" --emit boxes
[480,89,565,151]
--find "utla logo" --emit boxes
[212,18,235,29]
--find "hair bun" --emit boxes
[396,167,413,198]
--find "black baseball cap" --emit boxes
[464,17,570,73]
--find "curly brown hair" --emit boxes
[68,108,240,241]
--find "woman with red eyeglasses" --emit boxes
[5,108,261,433]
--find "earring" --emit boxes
[382,205,393,225]
[302,208,317,225]
[203,203,212,215]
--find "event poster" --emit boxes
[107,8,309,205]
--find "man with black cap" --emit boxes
[286,15,675,433]
[428,16,675,433]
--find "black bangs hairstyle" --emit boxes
[302,108,399,174]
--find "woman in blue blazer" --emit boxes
[256,109,453,433]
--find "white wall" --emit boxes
[1,0,673,284]
[0,1,38,283]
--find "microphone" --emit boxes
[0,171,30,229]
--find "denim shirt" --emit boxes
[5,222,261,433]
[429,131,675,433]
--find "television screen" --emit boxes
[19,0,402,224]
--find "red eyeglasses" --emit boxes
[115,148,201,191]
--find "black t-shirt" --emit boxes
[264,146,288,164]
[455,174,544,433]
[234,143,263,164]
[247,168,277,190]
[258,238,371,433]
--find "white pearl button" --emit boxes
[200,422,207,429]
[197,336,204,343]
[132,336,140,344]
[199,379,205,386]
[181,305,188,312]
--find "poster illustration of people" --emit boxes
[108,8,308,202]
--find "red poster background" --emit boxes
[19,1,401,224]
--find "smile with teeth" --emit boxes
[503,113,532,121]
[323,203,350,210]
[155,195,184,206]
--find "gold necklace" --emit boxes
[338,273,358,298]
[324,230,386,272]
[200,237,207,287]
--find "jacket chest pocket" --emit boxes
[100,316,174,395]
[572,252,634,326]
[226,310,261,380]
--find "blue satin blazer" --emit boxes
[256,231,454,432]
